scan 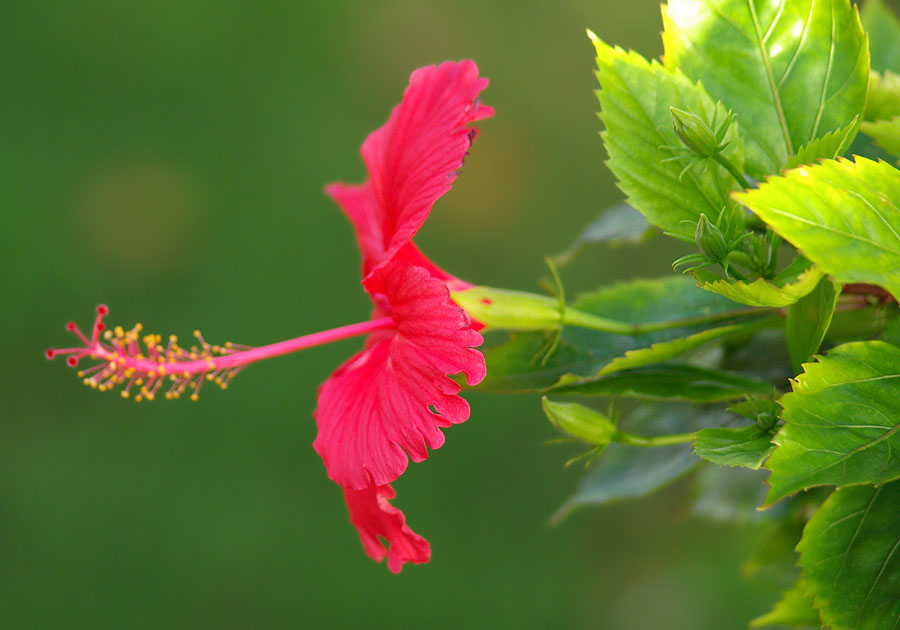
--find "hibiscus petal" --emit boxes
[326,60,493,280]
[314,262,486,489]
[343,484,430,574]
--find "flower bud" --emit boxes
[694,213,729,263]
[451,286,562,331]
[670,106,720,159]
[542,397,616,446]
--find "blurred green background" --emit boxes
[3,1,782,627]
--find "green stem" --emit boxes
[613,430,696,447]
[714,153,752,190]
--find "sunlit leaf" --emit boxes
[735,156,900,301]
[662,0,868,178]
[785,117,858,169]
[693,257,824,307]
[750,577,820,628]
[764,341,900,505]
[798,481,900,629]
[591,33,744,238]
[597,320,771,375]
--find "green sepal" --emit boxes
[541,398,616,446]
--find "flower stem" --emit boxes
[613,431,696,447]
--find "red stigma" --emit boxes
[45,349,55,360]
[97,304,109,316]
[66,321,77,331]
[480,298,493,305]
[66,356,78,367]
[97,322,105,331]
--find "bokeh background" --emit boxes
[3,1,784,627]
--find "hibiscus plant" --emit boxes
[47,0,900,626]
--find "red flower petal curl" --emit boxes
[325,60,493,283]
[343,484,430,574]
[313,261,485,490]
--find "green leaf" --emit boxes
[597,319,770,375]
[764,341,900,506]
[551,364,774,403]
[798,481,900,629]
[785,277,841,373]
[553,203,655,267]
[785,117,859,169]
[551,404,723,522]
[662,0,869,179]
[735,156,900,301]
[864,71,900,122]
[693,257,824,307]
[479,276,749,392]
[751,577,821,628]
[694,425,775,469]
[860,116,900,159]
[862,0,900,74]
[591,33,744,239]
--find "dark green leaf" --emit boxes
[551,364,774,403]
[765,341,900,506]
[798,481,900,629]
[692,465,768,523]
[591,33,744,238]
[785,277,841,373]
[663,0,869,178]
[553,203,655,267]
[751,577,821,628]
[552,404,724,522]
[694,425,775,469]
[479,276,751,392]
[735,156,900,301]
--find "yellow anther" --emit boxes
[136,378,144,385]
[121,391,130,399]
[158,366,167,375]
[182,371,190,378]
[135,395,142,402]
[104,330,113,340]
[190,393,199,401]
[115,326,124,337]
[148,371,156,378]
